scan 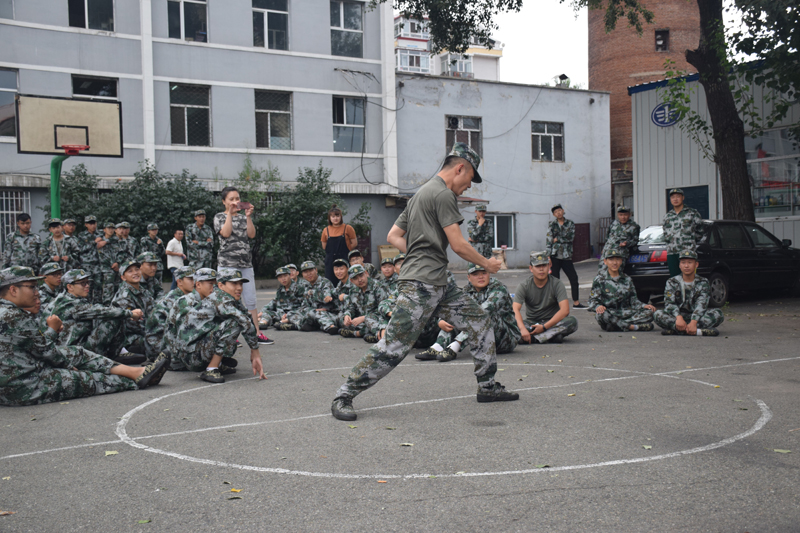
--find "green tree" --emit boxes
[39,164,100,229]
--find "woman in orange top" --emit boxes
[321,205,358,284]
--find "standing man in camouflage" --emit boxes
[115,222,138,265]
[331,142,516,422]
[589,248,656,332]
[98,222,120,305]
[39,219,79,271]
[599,206,641,272]
[2,213,41,270]
[338,264,389,343]
[38,262,64,312]
[547,204,586,308]
[186,210,214,269]
[654,249,724,336]
[140,223,166,284]
[467,205,494,259]
[298,261,339,334]
[662,188,704,276]
[77,215,105,303]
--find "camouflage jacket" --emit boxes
[467,217,494,244]
[663,275,712,322]
[662,207,703,255]
[39,235,80,270]
[114,237,139,265]
[76,230,103,268]
[464,278,520,338]
[379,273,399,294]
[262,282,307,316]
[145,288,184,350]
[139,236,166,270]
[547,219,575,260]
[141,275,164,301]
[38,283,60,313]
[345,277,389,319]
[363,262,379,280]
[602,220,641,259]
[168,291,216,352]
[49,292,131,346]
[185,223,214,257]
[588,271,645,312]
[302,276,336,310]
[98,236,119,271]
[213,212,252,269]
[332,280,352,312]
[2,230,41,270]
[206,287,258,350]
[111,282,154,337]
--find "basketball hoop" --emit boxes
[61,144,89,156]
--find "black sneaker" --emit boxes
[257,333,274,345]
[638,323,655,332]
[477,382,520,403]
[573,303,587,309]
[415,347,440,361]
[325,326,340,335]
[277,323,297,331]
[363,334,378,343]
[200,369,225,383]
[661,329,679,336]
[135,355,169,390]
[339,328,355,338]
[219,364,237,376]
[701,327,719,336]
[221,356,238,368]
[436,347,458,362]
[331,397,357,421]
[116,353,147,366]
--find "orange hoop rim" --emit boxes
[61,144,89,155]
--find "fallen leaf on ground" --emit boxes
[59,402,68,405]
[643,445,653,450]
[385,427,396,430]
[105,451,118,456]
[0,511,16,516]
[347,425,357,429]
[137,519,151,524]
[567,393,576,397]
[1,477,9,480]
[547,370,554,373]
[714,385,721,388]
[631,336,636,339]
[377,480,387,483]
[521,375,528,378]
[231,489,242,493]
[228,496,242,500]
[222,481,231,485]
[534,464,549,468]
[400,443,414,447]
[774,449,791,454]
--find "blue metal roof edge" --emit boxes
[627,73,700,95]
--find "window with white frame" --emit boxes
[252,0,287,50]
[330,1,362,58]
[0,0,14,19]
[255,90,291,150]
[0,68,17,138]
[445,116,482,156]
[332,96,364,152]
[394,18,428,39]
[396,49,431,73]
[168,0,207,42]
[441,54,473,78]
[486,213,515,249]
[68,0,113,31]
[531,121,564,162]
[0,190,31,250]
[72,75,118,99]
[746,127,800,217]
[170,83,211,146]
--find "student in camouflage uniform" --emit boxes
[348,249,378,279]
[297,261,339,334]
[163,269,213,370]
[546,205,585,308]
[598,206,641,272]
[2,213,41,270]
[114,222,138,265]
[589,248,656,332]
[185,210,214,269]
[38,262,64,312]
[76,215,105,303]
[289,263,311,293]
[329,258,353,326]
[111,260,155,358]
[0,266,168,406]
[39,219,79,271]
[136,252,164,301]
[145,266,195,359]
[339,264,389,343]
[259,267,307,330]
[331,143,516,422]
[393,253,405,275]
[662,188,704,276]
[139,223,166,284]
[98,222,120,305]
[467,205,494,259]
[654,249,724,336]
[377,257,399,293]
[513,251,579,344]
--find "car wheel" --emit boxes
[708,272,729,308]
[636,290,651,304]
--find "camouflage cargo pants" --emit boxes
[174,317,241,372]
[300,308,337,331]
[437,319,519,354]
[189,251,212,270]
[473,242,493,259]
[340,312,383,337]
[101,270,120,305]
[335,280,498,400]
[523,316,579,343]
[84,318,127,358]
[0,347,136,406]
[653,309,724,331]
[595,307,654,331]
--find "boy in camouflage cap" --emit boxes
[186,210,214,269]
[110,260,155,360]
[598,206,641,272]
[654,249,723,336]
[136,252,164,301]
[662,189,703,276]
[145,266,195,359]
[2,213,41,270]
[467,204,494,259]
[377,257,399,293]
[297,261,339,334]
[589,248,656,332]
[38,262,64,313]
[393,253,405,275]
[139,223,166,285]
[347,249,378,279]
[114,222,138,264]
[260,266,307,330]
[98,221,120,305]
[339,264,389,343]
[76,215,105,303]
[39,218,80,271]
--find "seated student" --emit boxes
[111,260,155,359]
[329,258,352,326]
[418,264,521,361]
[347,249,378,279]
[654,249,724,336]
[393,253,405,275]
[38,262,64,312]
[297,261,339,334]
[339,264,389,343]
[145,266,195,360]
[136,252,164,301]
[378,257,399,293]
[589,248,656,332]
[258,267,307,330]
[513,251,579,344]
[0,266,168,406]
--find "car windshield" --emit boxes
[638,226,666,244]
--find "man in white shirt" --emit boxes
[165,229,187,291]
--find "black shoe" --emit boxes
[325,326,340,335]
[116,353,147,365]
[637,323,655,332]
[221,356,238,368]
[436,347,458,362]
[219,364,237,376]
[339,328,355,338]
[331,397,357,421]
[701,327,719,336]
[363,334,378,343]
[135,355,169,390]
[415,347,440,361]
[573,303,587,309]
[547,334,564,344]
[477,382,520,403]
[257,333,274,345]
[300,323,315,332]
[200,369,225,383]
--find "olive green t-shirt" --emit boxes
[513,275,568,324]
[395,176,464,286]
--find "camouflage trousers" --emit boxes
[82,318,126,359]
[523,316,579,343]
[595,307,654,331]
[340,312,383,337]
[189,252,212,270]
[173,317,241,372]
[0,347,136,406]
[437,319,519,354]
[473,242,493,259]
[335,280,498,400]
[299,307,337,331]
[654,309,724,331]
[101,270,120,305]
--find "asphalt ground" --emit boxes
[1,262,799,532]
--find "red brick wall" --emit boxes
[588,0,701,169]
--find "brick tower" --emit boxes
[589,1,701,210]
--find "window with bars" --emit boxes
[486,213,515,249]
[255,90,291,149]
[72,75,118,99]
[0,190,31,250]
[253,0,288,50]
[0,0,13,19]
[0,68,17,138]
[531,121,564,162]
[68,0,114,31]
[445,116,482,157]
[170,84,211,146]
[332,96,364,152]
[330,1,362,58]
[168,0,207,42]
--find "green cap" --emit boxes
[348,264,366,279]
[194,209,206,217]
[530,250,550,266]
[475,205,487,211]
[146,223,159,231]
[333,258,349,268]
[194,268,217,282]
[286,263,298,271]
[300,261,317,272]
[275,267,290,277]
[551,204,563,214]
[173,266,195,280]
[39,262,64,276]
[63,219,76,225]
[448,142,482,183]
[62,269,91,285]
[84,215,97,223]
[116,222,130,229]
[217,268,249,283]
[104,221,115,229]
[669,188,684,196]
[679,249,698,260]
[616,206,631,213]
[347,250,362,258]
[467,263,486,274]
[393,253,405,263]
[48,218,62,227]
[380,257,394,265]
[119,260,141,276]
[603,248,624,259]
[135,252,158,264]
[0,266,44,288]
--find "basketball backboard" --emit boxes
[15,94,123,157]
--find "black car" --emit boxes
[623,220,800,307]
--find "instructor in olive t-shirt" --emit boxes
[330,142,520,422]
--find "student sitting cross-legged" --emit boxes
[589,248,656,332]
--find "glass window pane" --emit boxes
[87,0,114,31]
[186,107,210,146]
[462,117,480,130]
[253,11,265,47]
[343,2,362,30]
[717,224,748,249]
[170,106,186,144]
[333,125,363,152]
[270,113,291,150]
[331,30,362,58]
[330,1,340,27]
[345,98,364,125]
[184,2,207,42]
[746,225,780,247]
[255,112,270,148]
[253,0,287,10]
[332,97,344,124]
[445,130,455,153]
[255,91,290,111]
[0,0,13,19]
[0,92,16,137]
[267,12,287,50]
[456,130,469,144]
[554,136,564,161]
[0,69,16,89]
[547,123,562,134]
[170,84,209,106]
[531,135,540,160]
[496,215,513,248]
[168,1,181,38]
[470,131,481,156]
[532,122,545,133]
[73,76,117,98]
[541,136,552,161]
[68,0,86,28]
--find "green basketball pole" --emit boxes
[50,154,69,219]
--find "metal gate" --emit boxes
[573,222,591,262]
[0,190,32,250]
